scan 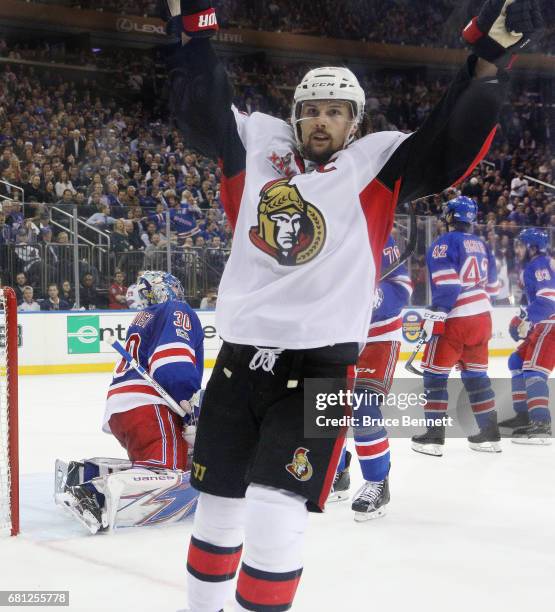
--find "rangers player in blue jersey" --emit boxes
[500,228,554,444]
[55,271,204,533]
[330,236,412,520]
[411,196,502,456]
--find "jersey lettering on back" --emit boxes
[522,255,555,323]
[427,231,498,319]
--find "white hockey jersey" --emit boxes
[170,40,507,349]
[216,110,409,349]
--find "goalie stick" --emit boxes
[107,336,193,420]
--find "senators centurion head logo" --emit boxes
[285,447,313,482]
[249,178,326,266]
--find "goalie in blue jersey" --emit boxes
[55,271,204,533]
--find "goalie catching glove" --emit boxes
[462,0,544,68]
[161,0,218,38]
[421,309,448,342]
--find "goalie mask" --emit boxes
[137,271,185,306]
[291,66,366,154]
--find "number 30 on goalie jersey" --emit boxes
[104,300,204,430]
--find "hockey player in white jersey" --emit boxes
[55,271,203,533]
[160,0,544,609]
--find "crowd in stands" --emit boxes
[62,0,555,52]
[0,25,553,309]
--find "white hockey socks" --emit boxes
[187,492,246,612]
[235,484,308,611]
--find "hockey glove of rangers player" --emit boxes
[462,0,543,68]
[421,309,447,342]
[509,309,531,341]
[161,0,218,38]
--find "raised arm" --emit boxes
[377,0,546,203]
[163,1,246,225]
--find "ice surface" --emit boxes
[3,360,554,611]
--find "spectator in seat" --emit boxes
[55,170,76,199]
[510,171,528,199]
[14,229,41,287]
[87,204,116,231]
[17,285,40,312]
[0,212,12,244]
[37,212,52,235]
[60,279,75,309]
[199,288,217,311]
[80,272,105,310]
[109,270,128,310]
[44,180,57,204]
[55,188,76,212]
[144,233,166,269]
[124,219,145,252]
[40,283,70,311]
[26,175,46,204]
[112,218,130,251]
[125,270,145,310]
[65,129,86,161]
[13,272,28,304]
[55,231,70,244]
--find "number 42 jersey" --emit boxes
[427,231,499,318]
[103,300,204,433]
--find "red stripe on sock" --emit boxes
[356,439,389,457]
[236,568,301,607]
[187,539,242,578]
[425,401,448,411]
[471,399,495,413]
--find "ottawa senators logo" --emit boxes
[285,447,313,482]
[249,178,326,266]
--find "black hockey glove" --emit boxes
[160,0,218,39]
[462,0,543,68]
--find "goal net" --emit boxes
[0,287,19,536]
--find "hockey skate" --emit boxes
[467,416,502,453]
[352,476,390,522]
[512,421,552,445]
[411,427,445,457]
[54,459,105,534]
[327,451,351,503]
[498,412,530,431]
[57,484,105,534]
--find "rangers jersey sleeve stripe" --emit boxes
[149,343,197,368]
[368,315,403,338]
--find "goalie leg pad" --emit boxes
[95,468,198,530]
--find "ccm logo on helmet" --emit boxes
[311,82,335,87]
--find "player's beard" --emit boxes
[302,133,341,165]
